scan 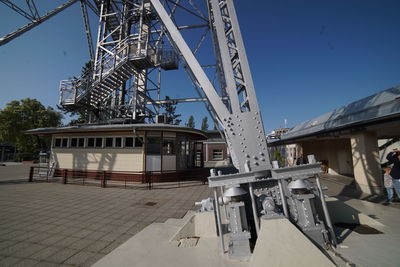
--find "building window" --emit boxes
[54,138,62,148]
[87,138,95,148]
[115,137,122,148]
[135,137,143,147]
[70,138,78,148]
[78,138,85,147]
[146,137,161,154]
[105,137,113,148]
[61,138,68,148]
[125,137,134,148]
[163,139,175,155]
[212,149,223,160]
[95,137,103,148]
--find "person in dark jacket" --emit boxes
[386,149,400,200]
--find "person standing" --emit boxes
[383,167,395,204]
[386,149,400,200]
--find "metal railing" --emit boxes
[28,166,55,182]
[28,167,209,190]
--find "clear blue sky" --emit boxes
[1,0,399,133]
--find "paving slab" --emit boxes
[0,167,212,266]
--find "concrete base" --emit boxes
[94,211,334,267]
[249,218,335,267]
[93,211,247,267]
[94,197,400,267]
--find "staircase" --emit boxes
[59,1,179,112]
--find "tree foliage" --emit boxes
[162,96,181,125]
[201,117,209,131]
[186,115,195,128]
[0,98,63,160]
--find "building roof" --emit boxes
[273,86,400,143]
[203,130,226,143]
[26,123,208,139]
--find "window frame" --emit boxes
[95,137,104,148]
[104,137,114,148]
[61,138,69,148]
[212,149,223,160]
[53,138,62,148]
[124,136,134,148]
[87,137,96,148]
[114,136,123,148]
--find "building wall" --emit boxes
[202,142,230,167]
[301,139,353,176]
[51,131,144,172]
[53,148,143,172]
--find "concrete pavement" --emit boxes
[0,166,213,266]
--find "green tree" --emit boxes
[272,151,285,167]
[162,96,181,125]
[186,115,195,128]
[0,98,63,160]
[201,117,209,131]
